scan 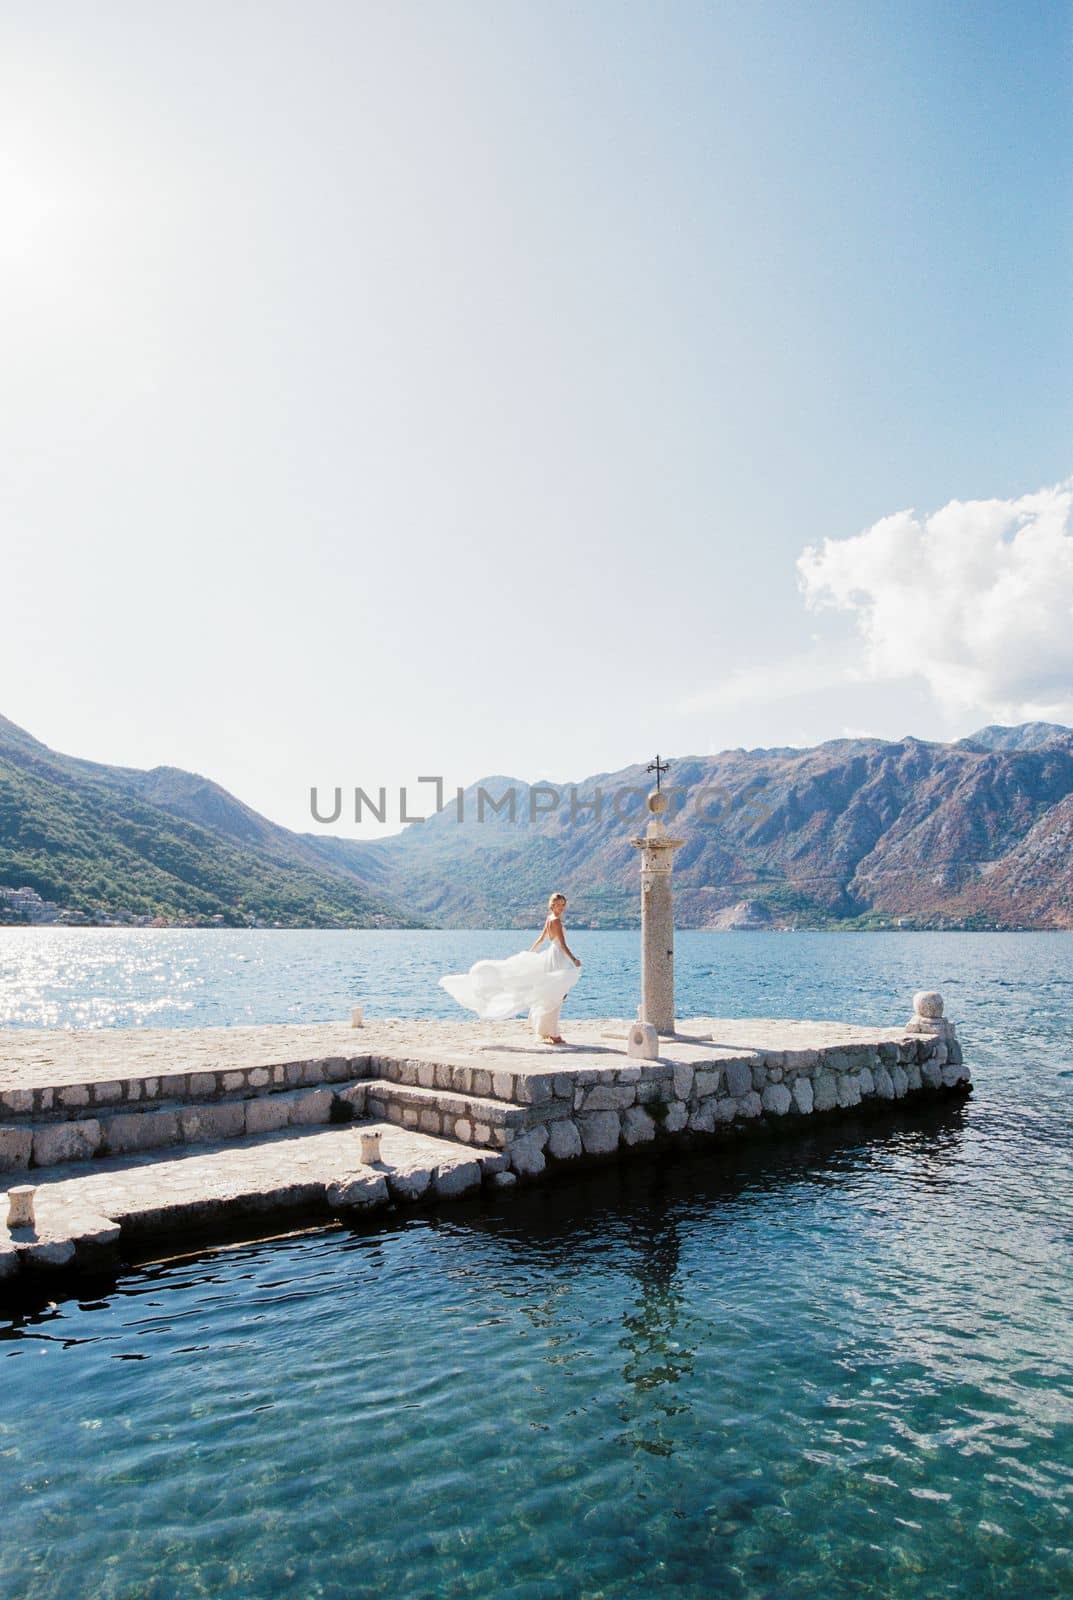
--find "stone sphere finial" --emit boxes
[913,991,944,1019]
[646,788,668,816]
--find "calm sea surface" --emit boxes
[1,930,1071,1598]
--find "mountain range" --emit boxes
[2,713,1073,929]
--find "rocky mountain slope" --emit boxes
[4,712,1073,929]
[307,725,1073,929]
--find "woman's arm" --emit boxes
[529,920,549,952]
[548,917,582,967]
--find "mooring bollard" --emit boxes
[627,1020,659,1060]
[351,1005,364,1028]
[7,1185,36,1230]
[360,1130,382,1165]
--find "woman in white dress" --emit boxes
[439,893,583,1044]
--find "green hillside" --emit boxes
[0,716,416,928]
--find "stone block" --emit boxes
[942,1063,968,1088]
[387,1165,433,1203]
[873,1066,895,1100]
[621,1106,656,1145]
[187,1073,217,1097]
[492,1170,517,1189]
[419,1109,440,1134]
[104,1109,179,1154]
[2,1090,32,1116]
[858,1066,875,1097]
[673,1063,694,1100]
[891,1065,909,1099]
[724,1061,753,1099]
[751,1065,767,1092]
[836,1075,860,1109]
[0,1128,33,1172]
[738,1092,763,1119]
[812,1072,838,1112]
[179,1103,245,1144]
[492,1071,514,1101]
[435,1063,453,1090]
[582,1083,635,1112]
[402,1107,419,1128]
[921,1059,943,1090]
[713,1097,737,1124]
[474,1123,492,1144]
[328,1173,389,1210]
[515,1075,553,1106]
[284,1063,304,1087]
[783,1049,819,1072]
[689,1101,716,1133]
[663,1101,689,1133]
[222,1071,245,1092]
[791,1077,814,1115]
[288,1089,334,1127]
[248,1068,270,1088]
[434,1160,482,1198]
[245,1097,291,1135]
[762,1083,792,1117]
[693,1069,722,1099]
[454,1118,473,1143]
[418,1061,436,1089]
[472,1069,492,1098]
[58,1085,90,1110]
[948,1038,964,1067]
[578,1111,620,1155]
[905,1063,922,1091]
[547,1119,583,1161]
[33,1119,103,1166]
[626,1023,659,1060]
[510,1134,547,1177]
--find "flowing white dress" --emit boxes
[440,936,580,1035]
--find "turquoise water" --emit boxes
[1,931,1072,1597]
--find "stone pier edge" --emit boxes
[0,1022,971,1300]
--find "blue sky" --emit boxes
[2,0,1070,833]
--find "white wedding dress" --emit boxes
[440,938,580,1036]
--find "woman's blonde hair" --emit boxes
[547,891,567,910]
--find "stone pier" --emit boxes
[0,994,971,1294]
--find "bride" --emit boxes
[440,892,583,1044]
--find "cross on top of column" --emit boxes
[646,754,669,792]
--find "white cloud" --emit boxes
[797,480,1073,725]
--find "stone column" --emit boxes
[631,790,685,1036]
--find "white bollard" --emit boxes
[906,990,953,1038]
[359,1130,382,1165]
[626,1021,659,1060]
[7,1186,36,1229]
[351,1005,364,1028]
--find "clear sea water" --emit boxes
[1,929,1072,1599]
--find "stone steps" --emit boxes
[363,1079,536,1148]
[0,1082,369,1174]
